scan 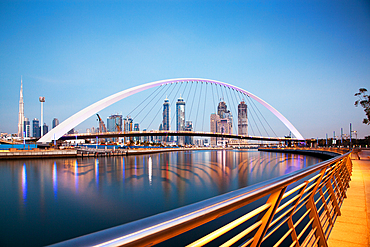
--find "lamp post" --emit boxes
[39,97,45,137]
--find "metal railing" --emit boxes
[50,149,352,247]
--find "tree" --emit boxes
[354,88,370,124]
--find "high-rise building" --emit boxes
[32,118,40,138]
[23,118,30,138]
[185,121,193,145]
[52,118,59,129]
[162,97,170,142]
[217,101,227,118]
[43,123,49,135]
[210,114,220,146]
[176,96,185,145]
[17,77,24,138]
[238,101,248,136]
[210,100,233,146]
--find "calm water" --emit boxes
[0,150,322,246]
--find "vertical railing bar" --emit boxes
[250,187,287,247]
[333,162,346,201]
[325,179,341,216]
[305,166,329,247]
[318,189,334,227]
[287,181,309,247]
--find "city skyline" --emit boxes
[1,1,369,139]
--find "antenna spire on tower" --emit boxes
[17,76,25,138]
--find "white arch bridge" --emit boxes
[38,78,304,143]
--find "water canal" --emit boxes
[0,149,322,246]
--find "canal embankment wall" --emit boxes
[0,147,229,160]
[258,147,346,159]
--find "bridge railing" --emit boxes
[50,149,352,247]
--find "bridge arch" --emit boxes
[38,78,304,143]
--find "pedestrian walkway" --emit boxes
[328,149,370,247]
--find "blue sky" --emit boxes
[1,0,369,139]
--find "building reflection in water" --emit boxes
[148,156,152,186]
[22,163,27,206]
[95,159,99,186]
[0,150,323,247]
[53,162,57,199]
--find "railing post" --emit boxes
[287,181,309,247]
[305,167,329,247]
[250,187,287,247]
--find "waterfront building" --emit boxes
[210,114,220,146]
[176,96,185,146]
[157,123,163,143]
[134,123,140,142]
[217,101,227,118]
[210,100,233,146]
[162,97,170,142]
[184,121,193,145]
[23,117,30,138]
[238,101,248,136]
[124,116,133,142]
[142,129,148,143]
[17,77,24,138]
[52,118,59,129]
[32,118,40,138]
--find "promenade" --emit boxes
[328,149,370,247]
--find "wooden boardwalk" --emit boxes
[328,149,370,247]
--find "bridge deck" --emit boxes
[328,149,370,247]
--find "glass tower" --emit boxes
[176,96,185,145]
[162,97,170,142]
[32,118,40,138]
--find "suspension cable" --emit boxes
[245,95,262,136]
[202,82,208,131]
[249,98,278,137]
[142,84,171,129]
[195,81,203,130]
[127,86,161,118]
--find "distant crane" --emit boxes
[96,114,107,133]
[116,123,121,132]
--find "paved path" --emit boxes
[328,149,370,247]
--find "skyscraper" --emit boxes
[176,96,185,145]
[32,118,40,138]
[17,77,24,138]
[162,97,170,142]
[210,113,220,146]
[217,101,227,118]
[24,118,30,138]
[210,100,233,146]
[43,123,49,135]
[185,121,193,145]
[52,118,59,129]
[238,101,248,136]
